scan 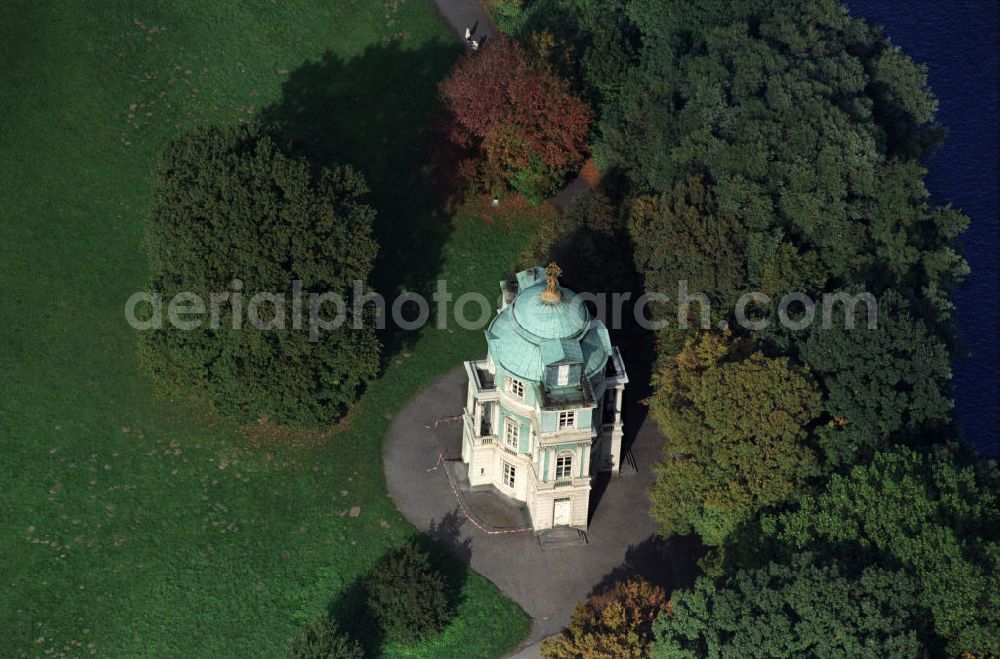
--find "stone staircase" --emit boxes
[537,526,588,551]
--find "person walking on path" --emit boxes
[465,21,484,49]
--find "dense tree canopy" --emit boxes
[760,447,1000,655]
[140,124,380,426]
[628,176,747,350]
[651,449,1000,657]
[652,554,922,658]
[438,36,591,201]
[488,0,638,111]
[603,0,968,511]
[795,289,954,464]
[600,0,967,315]
[482,1,988,656]
[648,332,821,546]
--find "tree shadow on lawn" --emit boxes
[261,40,461,362]
[326,528,471,656]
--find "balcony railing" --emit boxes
[528,463,589,491]
[464,412,497,447]
[604,346,629,386]
[468,359,496,392]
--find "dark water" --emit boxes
[848,0,1000,456]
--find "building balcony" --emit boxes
[527,464,589,492]
[463,413,497,447]
[537,428,594,447]
[465,359,498,399]
[604,346,629,387]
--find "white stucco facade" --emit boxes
[460,266,628,532]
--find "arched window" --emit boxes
[555,452,573,480]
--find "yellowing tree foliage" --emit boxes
[648,332,822,546]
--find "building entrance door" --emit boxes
[553,498,572,526]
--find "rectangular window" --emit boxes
[558,410,575,429]
[555,454,573,480]
[557,364,570,386]
[503,461,516,488]
[506,376,524,398]
[504,417,520,449]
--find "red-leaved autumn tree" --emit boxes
[438,37,591,202]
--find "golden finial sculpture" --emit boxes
[541,262,562,303]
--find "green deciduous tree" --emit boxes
[796,289,953,465]
[628,176,747,351]
[648,332,822,546]
[761,447,1000,655]
[652,554,922,658]
[365,544,452,644]
[600,0,967,320]
[491,0,638,112]
[140,124,380,427]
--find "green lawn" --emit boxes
[0,1,532,655]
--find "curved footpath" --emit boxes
[383,366,700,653]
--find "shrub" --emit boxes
[140,123,380,427]
[289,616,363,659]
[365,544,451,644]
[542,579,666,658]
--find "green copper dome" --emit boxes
[511,282,589,339]
[486,267,612,383]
